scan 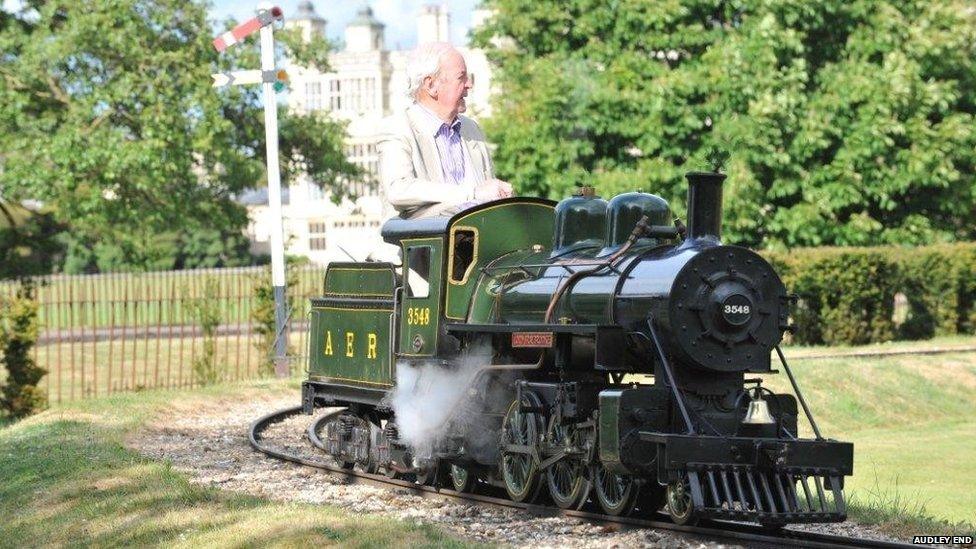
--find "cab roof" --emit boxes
[380,197,557,244]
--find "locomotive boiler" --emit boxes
[301,171,853,527]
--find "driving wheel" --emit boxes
[501,391,545,502]
[545,418,592,509]
[593,463,638,516]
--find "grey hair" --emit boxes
[405,42,455,101]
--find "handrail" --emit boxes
[774,345,823,441]
[646,317,696,435]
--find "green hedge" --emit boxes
[762,242,976,346]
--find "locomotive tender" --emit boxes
[301,171,853,526]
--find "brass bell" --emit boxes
[742,388,775,425]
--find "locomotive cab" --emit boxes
[304,197,558,399]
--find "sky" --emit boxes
[209,1,480,48]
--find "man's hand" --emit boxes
[475,179,514,201]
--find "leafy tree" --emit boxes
[177,228,254,270]
[56,226,258,273]
[0,0,358,272]
[476,0,976,249]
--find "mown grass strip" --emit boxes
[0,382,471,548]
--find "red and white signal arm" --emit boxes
[212,6,283,52]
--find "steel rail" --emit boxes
[248,406,930,549]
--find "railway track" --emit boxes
[249,406,928,549]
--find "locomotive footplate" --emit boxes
[641,432,852,524]
[302,380,390,413]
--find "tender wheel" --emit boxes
[450,464,476,493]
[593,464,638,516]
[545,419,592,509]
[666,476,698,526]
[361,421,386,474]
[322,413,355,469]
[349,417,374,473]
[501,392,545,502]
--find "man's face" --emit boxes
[430,49,472,117]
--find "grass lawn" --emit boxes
[848,422,975,522]
[0,380,466,548]
[765,347,976,535]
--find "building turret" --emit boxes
[285,1,326,44]
[345,5,385,52]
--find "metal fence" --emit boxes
[0,265,327,404]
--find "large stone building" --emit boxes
[245,2,493,264]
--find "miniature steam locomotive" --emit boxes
[301,171,853,526]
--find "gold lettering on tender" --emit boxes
[367,333,377,359]
[346,332,355,357]
[324,331,333,356]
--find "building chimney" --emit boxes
[417,4,450,44]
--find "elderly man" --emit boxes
[378,42,512,219]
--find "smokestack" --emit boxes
[685,171,726,241]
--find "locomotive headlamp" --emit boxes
[742,387,775,425]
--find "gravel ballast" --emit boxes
[127,393,897,547]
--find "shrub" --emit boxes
[251,277,277,377]
[184,277,221,385]
[960,246,976,335]
[894,245,962,340]
[0,280,47,418]
[250,263,301,377]
[763,242,976,346]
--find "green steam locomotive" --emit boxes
[300,171,853,527]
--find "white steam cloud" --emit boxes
[388,343,493,452]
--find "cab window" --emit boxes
[450,228,477,283]
[406,246,431,298]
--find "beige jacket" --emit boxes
[377,104,495,219]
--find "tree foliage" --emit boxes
[55,226,258,274]
[0,0,357,272]
[0,201,65,278]
[476,0,976,249]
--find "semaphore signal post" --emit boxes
[211,4,290,377]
